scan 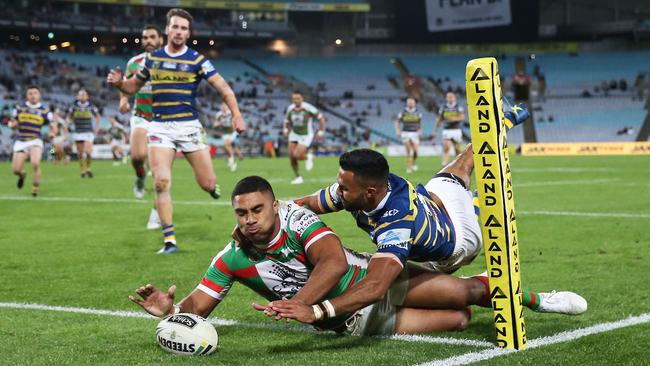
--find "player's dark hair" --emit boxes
[339,149,389,184]
[25,85,40,93]
[231,176,275,201]
[292,90,302,95]
[143,24,163,37]
[166,8,193,30]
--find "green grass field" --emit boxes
[1,154,649,365]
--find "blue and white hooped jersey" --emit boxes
[317,173,456,266]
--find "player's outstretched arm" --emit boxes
[129,285,220,319]
[269,255,403,324]
[107,68,144,95]
[292,193,326,215]
[291,234,348,305]
[207,74,246,133]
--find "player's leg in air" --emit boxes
[12,149,28,190]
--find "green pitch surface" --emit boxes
[1,154,649,365]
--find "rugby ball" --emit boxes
[156,313,218,356]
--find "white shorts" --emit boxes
[442,129,463,143]
[52,136,65,145]
[147,120,207,153]
[74,132,94,143]
[110,139,124,148]
[223,132,238,143]
[423,176,482,273]
[13,139,43,153]
[400,131,420,145]
[289,131,313,148]
[130,115,150,132]
[342,250,410,336]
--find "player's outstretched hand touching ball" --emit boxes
[129,284,176,318]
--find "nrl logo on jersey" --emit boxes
[151,61,161,69]
[179,63,190,72]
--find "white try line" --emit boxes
[0,302,492,348]
[414,312,650,366]
[518,210,650,219]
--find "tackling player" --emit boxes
[130,176,587,337]
[271,104,586,322]
[67,89,101,178]
[435,92,466,166]
[107,8,246,254]
[9,85,57,197]
[394,97,423,173]
[283,91,326,185]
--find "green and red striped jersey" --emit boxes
[125,52,153,121]
[197,201,367,329]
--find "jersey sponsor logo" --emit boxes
[376,228,411,250]
[166,315,198,328]
[382,209,399,218]
[294,211,319,234]
[268,263,302,296]
[151,74,194,83]
[163,61,177,69]
[202,60,216,74]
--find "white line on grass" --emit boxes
[414,312,650,366]
[3,195,648,219]
[515,178,618,188]
[0,302,492,348]
[518,210,650,219]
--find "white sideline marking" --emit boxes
[3,195,648,219]
[0,302,490,348]
[387,334,493,348]
[519,210,650,219]
[414,312,650,366]
[515,178,618,187]
[0,195,232,206]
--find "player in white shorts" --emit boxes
[283,91,326,185]
[395,97,423,173]
[435,92,466,166]
[50,108,70,165]
[9,85,57,197]
[119,25,164,229]
[108,8,246,254]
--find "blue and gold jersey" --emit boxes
[397,107,423,132]
[317,173,456,266]
[68,100,99,133]
[12,102,52,141]
[136,46,218,122]
[438,102,464,129]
